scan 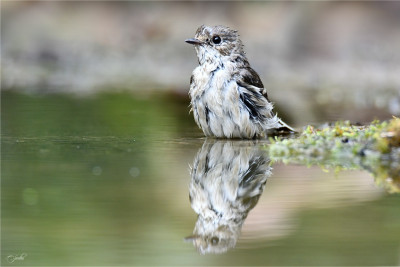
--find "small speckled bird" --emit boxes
[186,25,294,139]
[186,140,271,254]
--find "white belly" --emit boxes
[190,67,265,138]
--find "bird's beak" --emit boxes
[185,38,203,45]
[184,234,200,242]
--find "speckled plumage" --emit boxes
[186,25,293,139]
[186,140,271,254]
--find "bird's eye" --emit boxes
[212,35,221,44]
[210,237,219,245]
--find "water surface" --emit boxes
[2,91,400,266]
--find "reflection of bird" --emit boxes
[185,25,294,139]
[186,139,271,254]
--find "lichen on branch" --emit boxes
[267,117,400,193]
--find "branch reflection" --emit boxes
[186,139,271,254]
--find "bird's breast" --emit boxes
[190,62,235,97]
[190,62,266,138]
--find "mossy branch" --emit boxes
[267,117,400,193]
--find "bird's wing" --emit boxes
[237,75,274,124]
[238,67,269,101]
[238,68,296,133]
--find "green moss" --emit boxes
[268,118,400,193]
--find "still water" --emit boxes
[2,91,400,266]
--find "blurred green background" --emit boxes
[2,1,400,124]
[2,1,400,266]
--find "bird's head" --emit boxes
[185,25,246,65]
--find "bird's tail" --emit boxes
[273,117,297,135]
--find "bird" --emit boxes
[185,140,271,254]
[185,139,271,254]
[185,25,295,139]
